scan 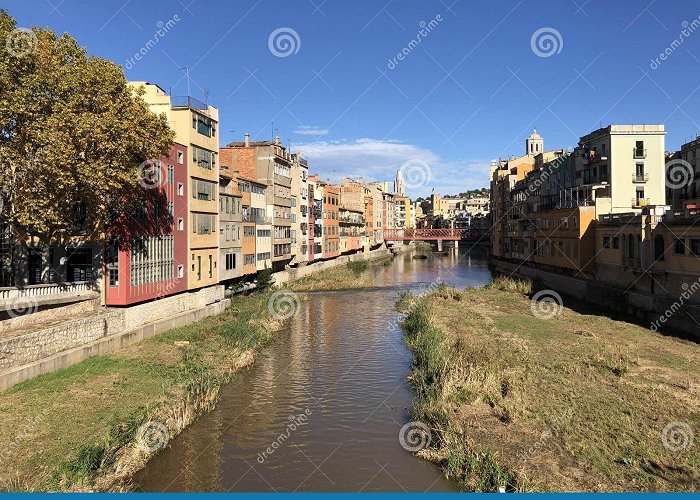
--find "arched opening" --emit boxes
[654,235,665,261]
[628,234,635,259]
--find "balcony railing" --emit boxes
[631,198,650,208]
[171,96,208,111]
[242,214,272,224]
[0,281,99,310]
[633,148,647,159]
[632,173,649,183]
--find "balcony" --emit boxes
[171,96,208,111]
[242,214,272,224]
[633,148,647,159]
[632,173,649,183]
[631,198,650,208]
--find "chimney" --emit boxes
[244,132,250,147]
[274,136,280,146]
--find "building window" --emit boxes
[192,145,216,169]
[208,255,213,278]
[691,239,700,256]
[177,151,184,164]
[192,112,216,137]
[192,179,215,201]
[167,165,174,184]
[107,237,119,287]
[226,253,235,270]
[674,237,686,255]
[193,213,214,234]
[177,265,184,278]
[129,235,174,286]
[178,218,184,231]
[177,183,184,196]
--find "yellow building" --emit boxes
[131,82,220,290]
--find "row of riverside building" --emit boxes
[490,126,700,329]
[0,82,418,308]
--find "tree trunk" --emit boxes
[40,239,51,284]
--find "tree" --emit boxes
[0,11,174,283]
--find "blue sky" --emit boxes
[5,0,700,196]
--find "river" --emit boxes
[136,245,491,492]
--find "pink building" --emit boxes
[104,143,189,305]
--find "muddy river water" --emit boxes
[136,246,491,492]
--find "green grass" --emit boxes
[0,291,281,491]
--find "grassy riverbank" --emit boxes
[0,292,283,492]
[400,278,700,492]
[288,255,394,292]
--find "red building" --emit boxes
[104,143,189,305]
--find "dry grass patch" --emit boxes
[400,280,700,492]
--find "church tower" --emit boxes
[394,169,405,196]
[526,129,543,155]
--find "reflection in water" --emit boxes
[136,246,491,492]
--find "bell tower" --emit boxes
[526,129,543,155]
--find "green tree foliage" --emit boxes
[0,11,174,282]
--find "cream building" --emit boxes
[131,82,220,290]
[575,124,666,217]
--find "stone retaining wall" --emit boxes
[0,285,224,374]
[491,257,700,339]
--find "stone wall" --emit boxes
[0,311,122,371]
[0,285,225,373]
[491,257,700,340]
[0,298,100,335]
[274,246,393,285]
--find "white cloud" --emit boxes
[294,125,329,137]
[293,138,490,197]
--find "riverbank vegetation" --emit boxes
[0,292,283,492]
[287,255,394,292]
[400,278,700,492]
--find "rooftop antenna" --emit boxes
[180,66,191,97]
[204,88,209,106]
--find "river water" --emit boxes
[136,246,491,492]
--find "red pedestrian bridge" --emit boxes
[384,228,488,250]
[384,228,464,241]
